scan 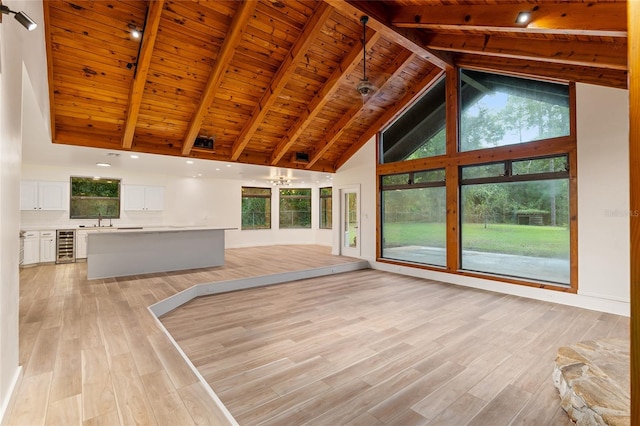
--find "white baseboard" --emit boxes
[149,260,369,317]
[372,261,630,317]
[0,366,23,425]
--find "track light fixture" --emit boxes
[0,2,37,31]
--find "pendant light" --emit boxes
[355,15,375,101]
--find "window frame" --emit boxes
[70,176,121,219]
[380,168,447,267]
[241,186,272,230]
[459,155,571,284]
[376,66,577,293]
[279,188,312,229]
[319,187,332,229]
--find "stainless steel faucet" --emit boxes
[97,213,102,227]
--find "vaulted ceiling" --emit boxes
[44,0,627,173]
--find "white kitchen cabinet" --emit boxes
[20,181,68,211]
[22,231,40,265]
[39,231,56,263]
[76,230,88,259]
[123,185,164,211]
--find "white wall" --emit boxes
[1,0,47,420]
[332,138,377,258]
[333,84,630,316]
[576,83,630,304]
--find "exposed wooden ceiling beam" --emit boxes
[230,2,334,161]
[269,30,382,166]
[305,49,416,169]
[426,32,627,71]
[181,1,255,157]
[455,53,628,90]
[334,66,444,170]
[324,0,453,70]
[391,3,626,38]
[121,0,164,150]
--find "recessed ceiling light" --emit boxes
[186,160,194,164]
[130,154,139,159]
[96,162,111,167]
[197,173,202,177]
[515,11,531,24]
[226,164,232,168]
[215,168,221,171]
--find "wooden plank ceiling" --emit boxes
[44,0,627,173]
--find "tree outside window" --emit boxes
[319,187,332,229]
[279,188,311,229]
[70,177,120,219]
[242,187,271,230]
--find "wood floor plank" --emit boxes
[80,346,117,422]
[109,353,156,426]
[24,326,60,378]
[176,382,233,425]
[49,337,82,402]
[140,370,196,426]
[425,392,487,425]
[45,394,82,426]
[466,384,531,425]
[6,372,52,426]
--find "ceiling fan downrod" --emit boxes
[356,15,375,99]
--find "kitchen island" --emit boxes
[86,227,233,279]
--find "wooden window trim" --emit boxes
[376,67,578,292]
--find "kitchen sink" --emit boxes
[116,227,144,230]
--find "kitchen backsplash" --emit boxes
[20,210,165,230]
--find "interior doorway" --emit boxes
[340,186,360,257]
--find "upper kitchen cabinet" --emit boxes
[123,185,164,211]
[20,181,68,211]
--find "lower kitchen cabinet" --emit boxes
[23,231,40,265]
[40,231,56,263]
[76,230,88,259]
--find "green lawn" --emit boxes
[383,222,569,258]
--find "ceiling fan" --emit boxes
[355,15,376,101]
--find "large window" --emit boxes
[460,156,570,284]
[460,69,570,152]
[380,77,446,163]
[381,170,446,266]
[241,187,271,230]
[279,188,311,229]
[378,68,575,289]
[319,187,332,229]
[70,177,120,219]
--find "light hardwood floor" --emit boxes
[5,245,629,425]
[160,269,629,425]
[4,245,361,426]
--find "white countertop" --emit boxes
[21,225,235,233]
[86,226,235,235]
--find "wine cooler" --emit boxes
[56,229,76,264]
